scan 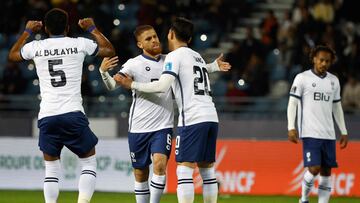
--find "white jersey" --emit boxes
[162,47,218,127]
[289,69,341,140]
[21,36,98,119]
[121,54,174,133]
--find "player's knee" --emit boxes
[153,160,167,175]
[134,168,149,182]
[308,166,321,176]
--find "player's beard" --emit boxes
[147,45,162,56]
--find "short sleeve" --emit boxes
[162,51,180,78]
[20,41,36,60]
[78,37,98,56]
[333,77,341,102]
[289,74,303,99]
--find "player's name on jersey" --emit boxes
[35,47,78,57]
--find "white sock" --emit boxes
[318,176,332,203]
[177,165,194,203]
[78,155,97,203]
[150,174,166,203]
[44,160,61,203]
[135,181,150,203]
[199,167,218,203]
[301,170,315,202]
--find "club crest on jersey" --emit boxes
[290,86,297,93]
[165,62,172,71]
[145,66,151,71]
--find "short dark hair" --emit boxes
[170,17,194,43]
[44,8,68,35]
[309,45,337,63]
[133,25,154,41]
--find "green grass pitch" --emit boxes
[0,190,359,203]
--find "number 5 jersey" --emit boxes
[20,36,98,119]
[162,47,218,127]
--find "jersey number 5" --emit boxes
[48,59,66,87]
[193,66,211,96]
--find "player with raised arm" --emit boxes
[114,17,230,203]
[287,45,348,203]
[99,24,230,203]
[8,8,115,203]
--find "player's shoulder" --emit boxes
[326,72,339,80]
[123,55,144,68]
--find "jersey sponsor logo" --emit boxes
[165,62,172,71]
[145,66,151,71]
[130,152,136,163]
[314,92,330,101]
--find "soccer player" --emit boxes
[99,24,230,203]
[287,45,348,203]
[8,8,115,203]
[114,17,230,203]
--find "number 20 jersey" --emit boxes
[163,47,218,127]
[21,37,98,119]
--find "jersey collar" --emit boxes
[49,35,66,38]
[141,54,161,62]
[311,68,327,79]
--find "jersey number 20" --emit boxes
[193,66,211,96]
[48,59,66,87]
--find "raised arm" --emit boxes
[78,18,115,57]
[8,21,42,62]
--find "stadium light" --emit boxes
[113,19,120,26]
[92,80,99,87]
[33,79,39,86]
[88,64,95,71]
[200,34,207,41]
[28,63,34,71]
[238,79,245,86]
[98,96,106,102]
[118,4,125,10]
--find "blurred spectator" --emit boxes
[311,0,335,24]
[2,62,25,94]
[292,0,308,25]
[260,10,278,49]
[342,76,360,112]
[242,53,269,96]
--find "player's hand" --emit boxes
[216,53,231,72]
[114,73,133,89]
[339,134,348,149]
[288,129,299,144]
[100,56,118,72]
[78,18,96,31]
[25,21,43,33]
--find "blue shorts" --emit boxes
[38,111,98,157]
[175,122,218,163]
[128,128,173,169]
[302,138,338,168]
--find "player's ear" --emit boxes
[137,41,143,49]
